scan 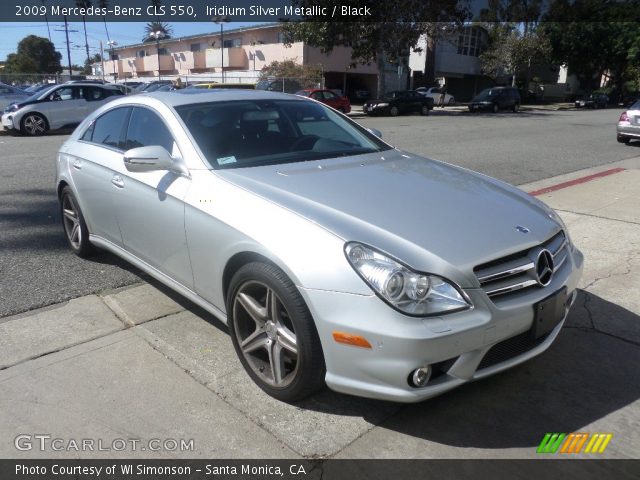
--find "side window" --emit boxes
[125,107,174,153]
[50,87,76,101]
[83,107,130,149]
[310,91,323,101]
[322,91,337,100]
[84,87,105,101]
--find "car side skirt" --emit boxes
[89,234,229,325]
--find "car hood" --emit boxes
[217,150,560,286]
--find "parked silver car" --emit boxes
[0,83,29,111]
[2,83,123,136]
[617,101,640,144]
[56,90,583,403]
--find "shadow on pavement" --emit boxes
[369,290,640,449]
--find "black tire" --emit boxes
[20,113,49,136]
[448,97,455,105]
[617,135,630,144]
[492,103,499,113]
[513,103,520,113]
[60,186,95,258]
[389,106,399,117]
[420,105,430,116]
[227,262,326,402]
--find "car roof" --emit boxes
[107,89,300,109]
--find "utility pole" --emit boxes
[150,31,165,80]
[213,15,229,83]
[61,16,73,78]
[107,40,118,81]
[100,40,105,82]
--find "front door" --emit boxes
[114,106,194,289]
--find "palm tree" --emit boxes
[143,22,173,43]
[97,0,111,43]
[75,0,92,66]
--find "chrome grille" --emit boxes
[474,231,568,300]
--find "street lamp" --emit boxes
[107,40,118,81]
[150,30,165,80]
[213,15,229,83]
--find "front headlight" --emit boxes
[345,242,472,316]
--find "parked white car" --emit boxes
[416,87,455,106]
[2,83,123,136]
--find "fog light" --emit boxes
[410,366,431,387]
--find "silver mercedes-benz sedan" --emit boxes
[56,90,583,403]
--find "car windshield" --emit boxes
[176,99,391,169]
[472,88,492,100]
[630,100,640,111]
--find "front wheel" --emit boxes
[513,103,520,112]
[448,97,455,105]
[227,262,326,402]
[21,113,48,136]
[389,106,399,117]
[60,186,95,257]
[420,105,430,116]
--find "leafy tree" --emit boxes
[260,60,323,88]
[83,53,102,75]
[480,25,551,86]
[4,35,62,74]
[541,0,640,96]
[143,21,173,43]
[282,0,470,95]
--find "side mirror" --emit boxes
[123,146,173,173]
[366,127,383,139]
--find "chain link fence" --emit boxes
[1,72,325,95]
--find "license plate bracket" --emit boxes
[531,287,567,339]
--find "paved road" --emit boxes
[1,108,637,317]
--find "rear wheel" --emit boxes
[617,135,631,144]
[227,262,326,402]
[60,186,95,257]
[420,105,430,116]
[389,106,399,117]
[21,113,48,136]
[492,103,499,113]
[513,103,520,112]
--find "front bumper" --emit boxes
[363,104,389,115]
[299,247,584,403]
[468,103,492,111]
[1,112,16,130]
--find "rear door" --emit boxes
[68,106,131,246]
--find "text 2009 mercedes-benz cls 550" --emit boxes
[56,90,583,402]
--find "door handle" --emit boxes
[111,175,125,189]
[72,159,82,170]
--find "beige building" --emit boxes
[99,23,407,96]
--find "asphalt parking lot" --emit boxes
[1,106,639,462]
[1,108,636,318]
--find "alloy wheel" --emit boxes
[232,281,299,388]
[62,193,81,249]
[23,114,47,135]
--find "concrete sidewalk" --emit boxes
[1,158,639,459]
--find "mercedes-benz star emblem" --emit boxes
[515,225,530,233]
[535,249,554,287]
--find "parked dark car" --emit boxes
[575,92,609,109]
[364,90,434,116]
[619,92,639,108]
[134,81,173,93]
[255,79,302,94]
[469,86,521,113]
